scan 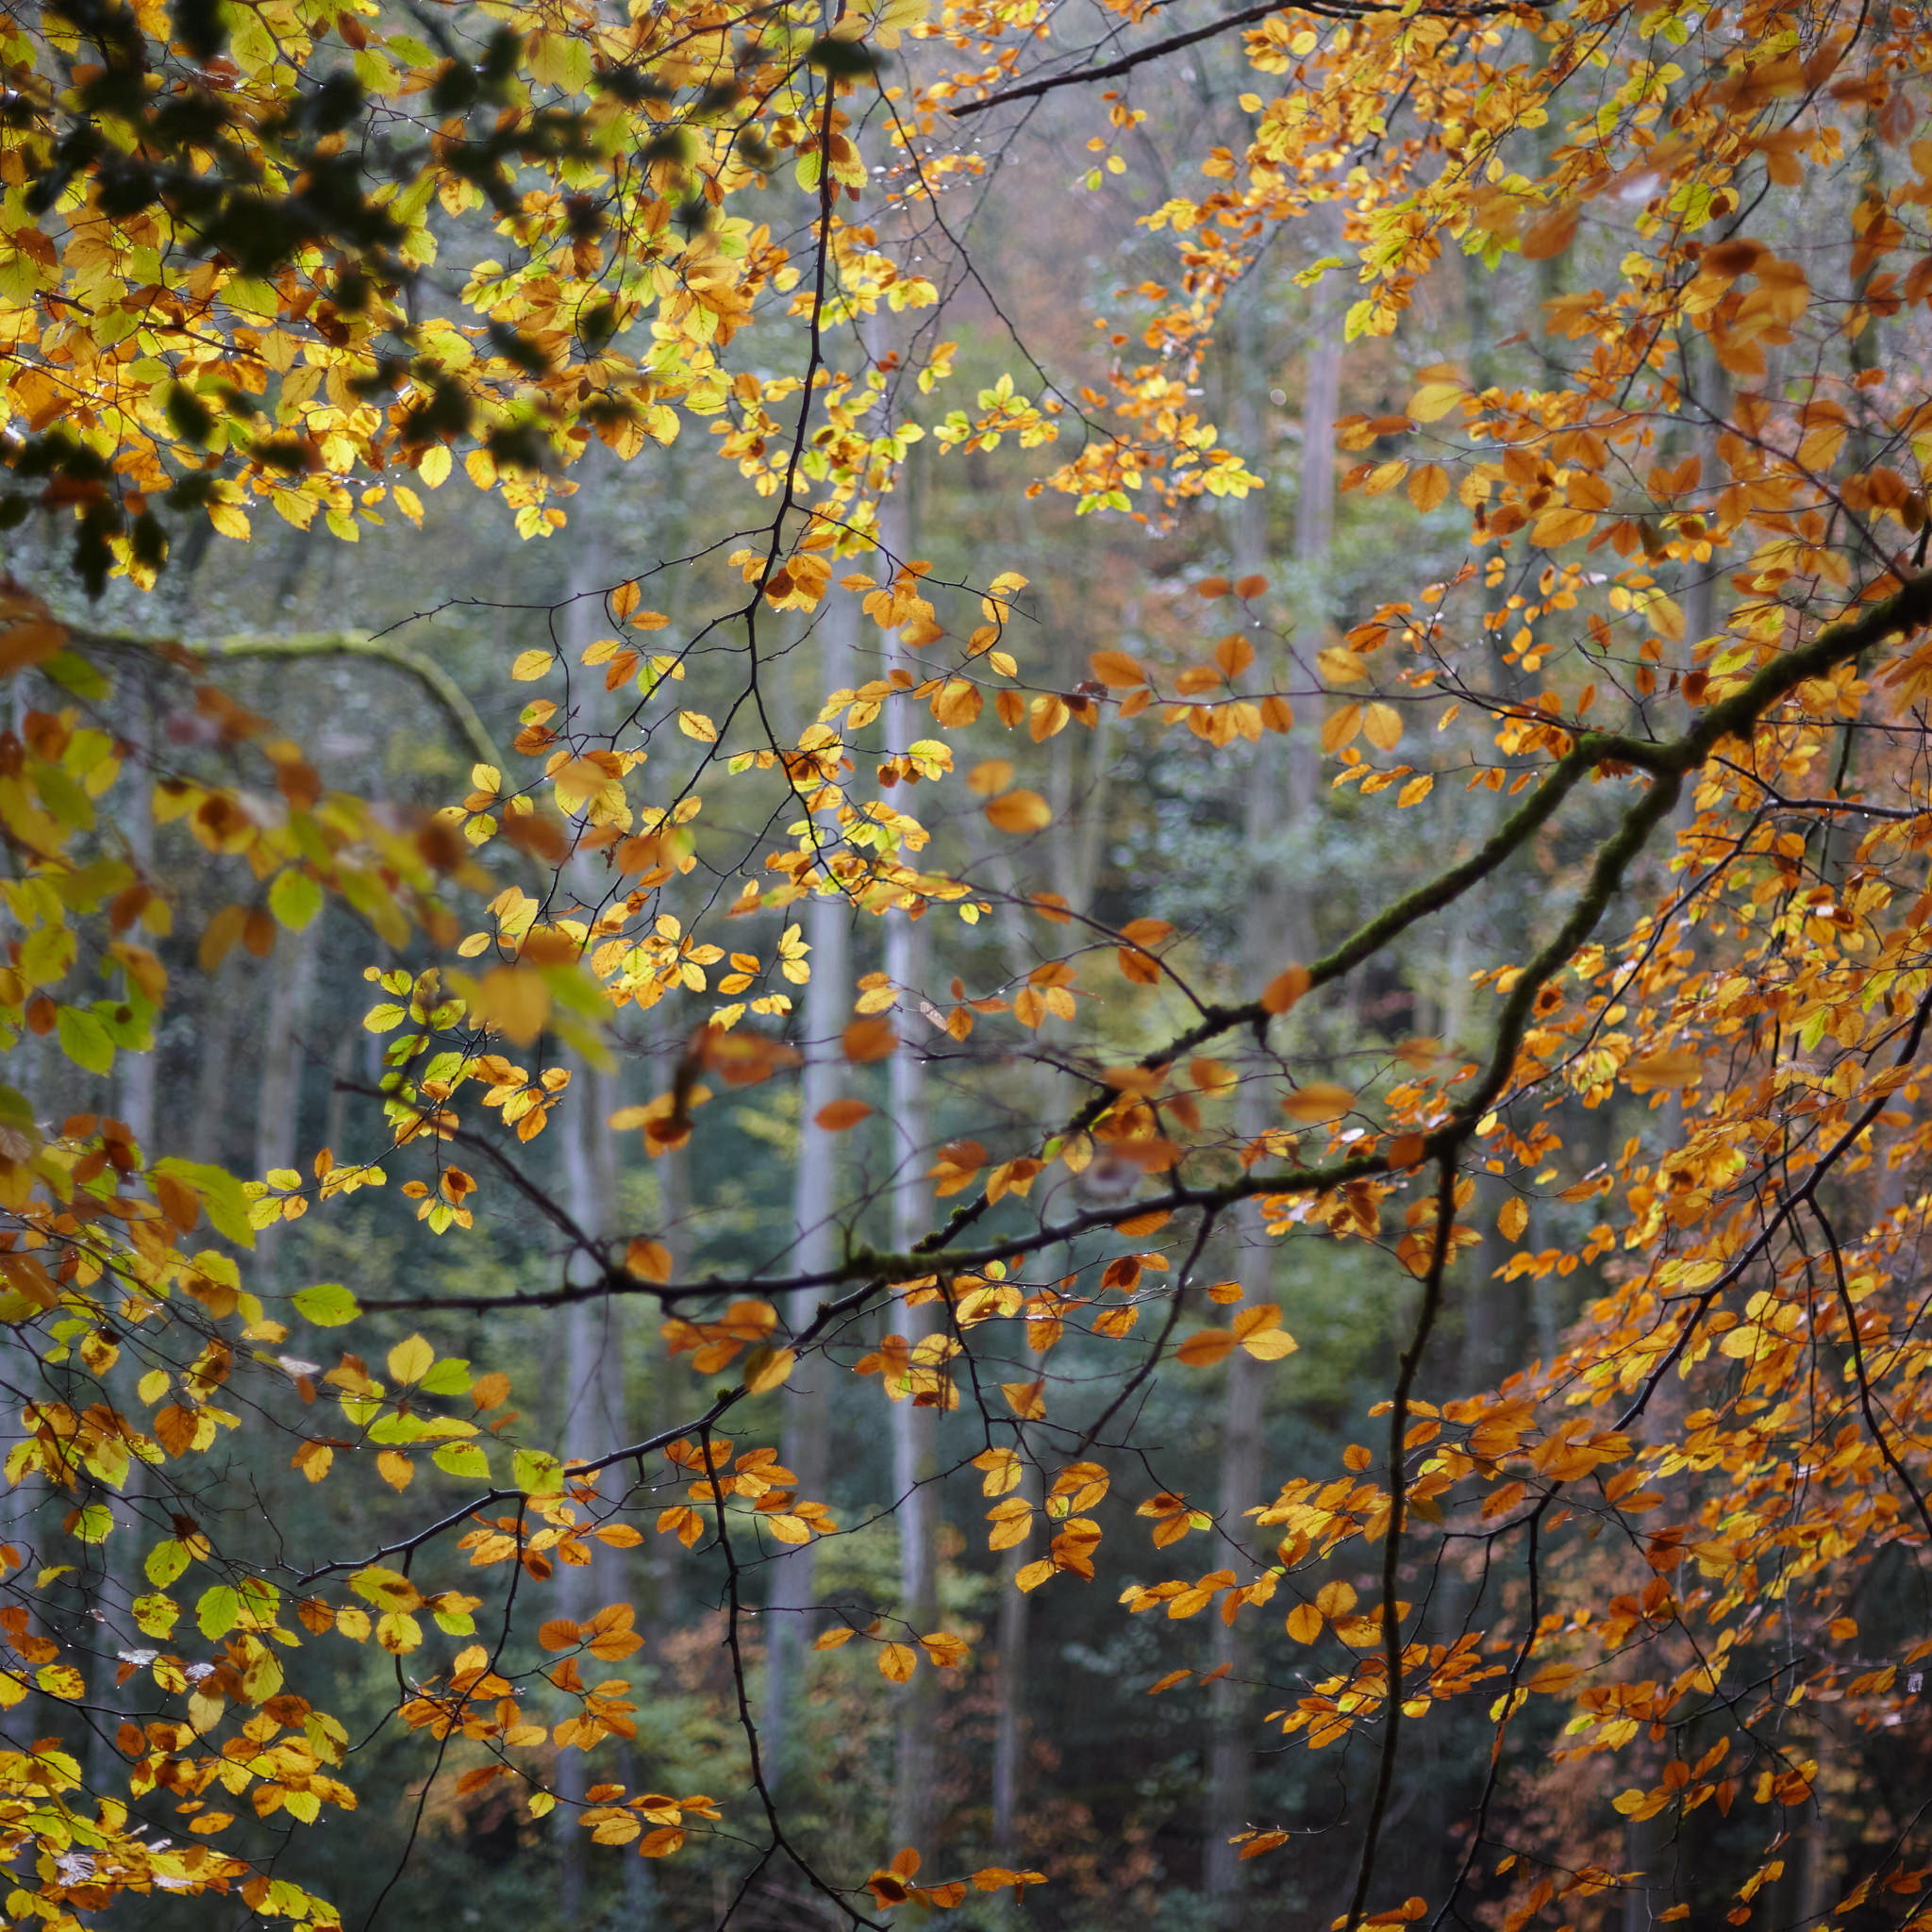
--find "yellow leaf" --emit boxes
[511,650,554,681]
[471,965,553,1047]
[1396,774,1435,808]
[1314,1580,1357,1618]
[878,1641,916,1683]
[1236,1312,1299,1362]
[1286,1602,1324,1643]
[1408,381,1464,425]
[388,1335,435,1385]
[1364,702,1403,752]
[1014,1559,1054,1592]
[1317,647,1368,685]
[678,710,718,742]
[1499,1197,1528,1243]
[376,1450,413,1491]
[815,1626,857,1650]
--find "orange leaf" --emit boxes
[624,1239,673,1283]
[1261,964,1311,1013]
[1407,463,1449,511]
[1175,1328,1238,1367]
[741,1346,795,1396]
[1522,204,1578,259]
[985,789,1052,834]
[842,1017,896,1063]
[1281,1083,1355,1124]
[815,1099,874,1131]
[1090,649,1149,688]
[1624,1048,1703,1091]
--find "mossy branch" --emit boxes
[77,626,507,772]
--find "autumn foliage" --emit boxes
[4,0,1932,1925]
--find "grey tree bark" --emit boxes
[554,1050,625,1928]
[760,602,854,1791]
[252,919,319,1285]
[885,680,941,1858]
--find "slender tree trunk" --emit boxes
[761,607,853,1791]
[556,1051,624,1927]
[253,922,318,1284]
[885,760,941,1859]
[1205,252,1339,1925]
[190,958,239,1167]
[991,1443,1040,1864]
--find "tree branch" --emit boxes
[947,0,1556,120]
[77,626,508,771]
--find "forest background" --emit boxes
[3,0,1932,1930]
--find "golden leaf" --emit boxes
[387,1335,434,1385]
[741,1346,796,1396]
[985,789,1053,834]
[1280,1083,1355,1124]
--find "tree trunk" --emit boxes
[190,958,239,1167]
[555,1050,625,1928]
[761,607,854,1792]
[885,779,941,1859]
[991,1442,1040,1865]
[1204,248,1338,1925]
[253,921,319,1285]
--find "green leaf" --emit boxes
[350,1565,416,1610]
[240,1577,281,1625]
[367,1412,430,1445]
[292,1282,359,1327]
[67,1503,112,1543]
[431,1599,477,1638]
[145,1538,191,1588]
[418,1357,473,1397]
[196,1585,241,1640]
[40,650,110,701]
[432,1442,491,1480]
[152,1158,256,1250]
[55,1006,114,1075]
[268,869,324,931]
[131,1591,181,1640]
[513,1448,564,1496]
[19,923,75,988]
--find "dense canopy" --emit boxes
[3,0,1932,1925]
